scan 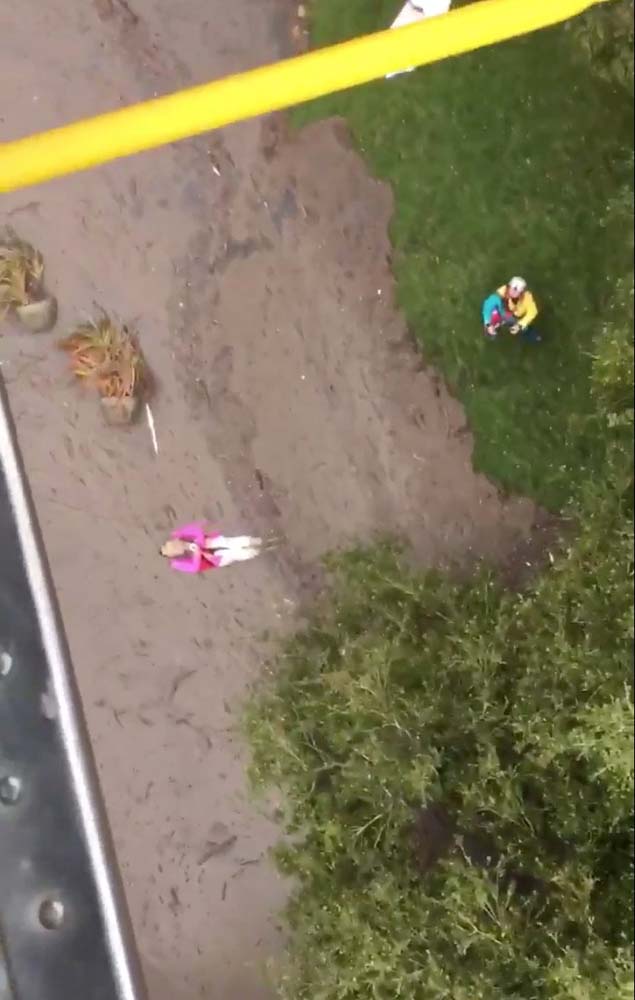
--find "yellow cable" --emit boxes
[0,0,608,193]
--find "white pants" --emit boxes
[209,535,262,568]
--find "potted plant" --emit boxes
[0,230,57,332]
[59,314,150,426]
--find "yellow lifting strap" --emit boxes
[0,0,608,194]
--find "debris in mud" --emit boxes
[0,228,58,333]
[93,0,139,28]
[168,667,198,701]
[145,401,159,454]
[58,313,151,426]
[198,833,237,865]
[168,886,181,915]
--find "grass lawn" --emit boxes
[294,0,633,508]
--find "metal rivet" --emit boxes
[40,688,57,720]
[0,776,21,805]
[38,899,65,931]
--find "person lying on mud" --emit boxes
[160,522,272,573]
[481,276,540,342]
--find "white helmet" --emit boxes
[508,276,527,294]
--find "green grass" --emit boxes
[294,1,633,508]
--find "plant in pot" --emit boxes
[59,315,150,426]
[0,230,58,332]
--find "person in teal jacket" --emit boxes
[482,276,540,342]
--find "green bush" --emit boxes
[247,305,633,998]
[570,0,634,90]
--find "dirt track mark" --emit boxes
[94,0,139,27]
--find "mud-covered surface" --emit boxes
[1,2,536,996]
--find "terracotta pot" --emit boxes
[15,296,58,333]
[100,394,140,426]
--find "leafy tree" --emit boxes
[570,0,634,89]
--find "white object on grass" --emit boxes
[386,0,452,79]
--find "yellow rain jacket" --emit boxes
[497,285,539,330]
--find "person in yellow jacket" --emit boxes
[482,276,540,342]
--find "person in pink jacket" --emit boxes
[160,522,264,573]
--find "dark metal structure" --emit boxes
[0,377,146,1000]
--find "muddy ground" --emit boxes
[1,2,537,997]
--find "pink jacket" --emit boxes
[168,522,220,574]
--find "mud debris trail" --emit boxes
[1,3,535,998]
